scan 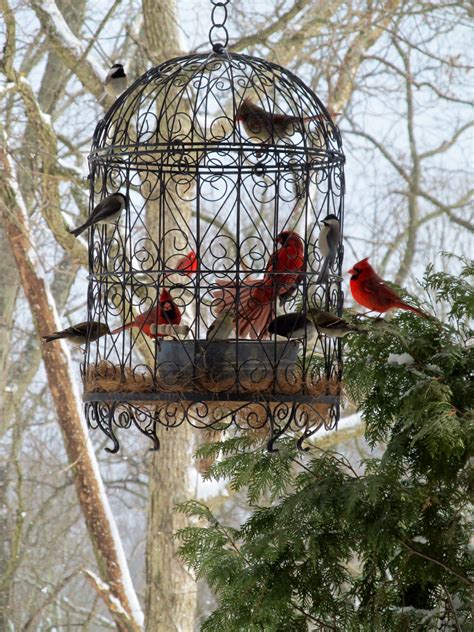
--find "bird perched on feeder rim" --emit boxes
[348,258,432,318]
[69,192,127,238]
[104,63,127,99]
[316,214,340,284]
[269,309,363,340]
[268,313,315,341]
[235,97,339,144]
[206,309,235,342]
[308,308,365,338]
[213,230,305,339]
[149,324,190,338]
[42,321,110,346]
[110,288,182,339]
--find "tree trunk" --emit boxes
[145,426,197,631]
[0,134,143,632]
[141,2,198,630]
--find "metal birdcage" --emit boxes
[82,33,345,452]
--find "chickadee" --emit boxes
[206,310,234,342]
[42,321,110,346]
[69,192,127,238]
[316,214,340,284]
[104,63,127,99]
[309,308,363,338]
[268,313,315,341]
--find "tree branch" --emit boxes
[402,541,474,588]
[30,0,105,100]
[229,0,311,52]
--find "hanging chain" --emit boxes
[208,0,230,52]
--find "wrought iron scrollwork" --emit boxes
[84,46,345,452]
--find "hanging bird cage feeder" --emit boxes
[82,6,345,452]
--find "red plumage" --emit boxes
[348,257,430,318]
[172,250,197,275]
[213,231,305,338]
[111,288,182,338]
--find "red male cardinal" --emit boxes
[213,231,305,339]
[348,258,431,318]
[166,250,197,277]
[111,288,182,338]
[235,98,339,144]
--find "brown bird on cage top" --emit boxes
[42,321,110,346]
[235,97,340,144]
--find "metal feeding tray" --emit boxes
[156,339,300,393]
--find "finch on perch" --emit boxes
[42,321,110,345]
[111,288,182,338]
[348,258,431,318]
[213,231,305,339]
[309,308,365,338]
[69,192,127,237]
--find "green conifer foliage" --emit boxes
[178,258,473,631]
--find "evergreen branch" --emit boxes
[289,600,337,630]
[401,541,474,588]
[443,585,462,632]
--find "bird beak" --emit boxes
[347,266,355,275]
[329,112,341,118]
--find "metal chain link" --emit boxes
[208,0,230,51]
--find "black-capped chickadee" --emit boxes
[69,192,127,237]
[104,63,127,99]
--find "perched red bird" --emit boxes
[166,250,197,277]
[213,231,305,339]
[348,258,431,318]
[235,97,339,144]
[111,288,182,338]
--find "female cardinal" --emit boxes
[348,258,431,318]
[213,231,305,339]
[111,288,182,338]
[235,98,339,144]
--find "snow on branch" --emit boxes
[31,0,106,100]
[83,569,133,622]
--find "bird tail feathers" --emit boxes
[316,257,330,284]
[42,333,62,342]
[110,322,134,335]
[69,225,86,238]
[397,302,432,320]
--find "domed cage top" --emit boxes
[82,48,345,453]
